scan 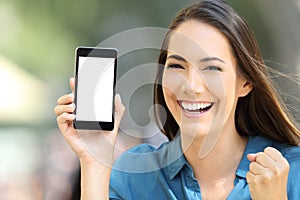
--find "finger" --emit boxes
[246,171,259,185]
[249,161,267,175]
[264,147,284,162]
[264,147,290,174]
[70,77,75,93]
[247,153,257,162]
[57,112,75,124]
[114,93,125,130]
[56,112,76,131]
[255,152,276,168]
[54,103,75,116]
[57,93,74,105]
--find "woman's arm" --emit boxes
[80,160,111,200]
[54,77,125,199]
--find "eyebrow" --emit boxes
[167,54,225,64]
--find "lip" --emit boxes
[177,100,214,118]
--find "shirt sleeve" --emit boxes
[109,162,131,200]
[108,143,157,200]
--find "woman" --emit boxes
[54,0,300,199]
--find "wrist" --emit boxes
[80,158,112,200]
[80,157,112,171]
[79,150,114,168]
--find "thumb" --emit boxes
[247,153,257,162]
[114,93,125,129]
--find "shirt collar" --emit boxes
[164,135,188,180]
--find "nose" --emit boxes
[181,66,205,95]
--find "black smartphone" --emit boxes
[73,47,117,130]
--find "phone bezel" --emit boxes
[73,46,117,130]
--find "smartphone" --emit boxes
[73,47,117,130]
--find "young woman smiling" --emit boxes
[54,0,300,199]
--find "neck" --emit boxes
[181,125,248,183]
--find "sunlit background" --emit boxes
[0,0,299,199]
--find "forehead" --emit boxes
[167,20,235,64]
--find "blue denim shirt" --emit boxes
[109,136,300,199]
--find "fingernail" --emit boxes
[115,93,121,103]
[247,153,257,161]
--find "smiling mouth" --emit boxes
[178,100,214,114]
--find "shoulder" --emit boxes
[109,141,173,199]
[248,135,300,162]
[113,141,169,173]
[127,142,164,153]
[112,136,182,173]
[110,136,182,184]
[247,136,300,171]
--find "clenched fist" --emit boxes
[246,147,289,200]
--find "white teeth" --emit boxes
[181,101,212,111]
[201,103,206,109]
[192,104,197,110]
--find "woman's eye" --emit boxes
[166,64,185,69]
[204,66,222,71]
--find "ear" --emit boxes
[238,81,253,97]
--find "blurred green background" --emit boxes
[0,0,299,199]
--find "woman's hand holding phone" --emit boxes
[55,77,125,164]
[54,77,125,199]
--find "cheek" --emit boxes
[205,74,237,119]
[162,72,178,105]
[162,70,186,103]
[162,85,181,125]
[162,86,176,110]
[202,74,225,100]
[162,70,184,93]
[220,76,239,117]
[162,71,184,122]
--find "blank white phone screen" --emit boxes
[76,56,114,122]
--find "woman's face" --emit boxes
[162,20,252,140]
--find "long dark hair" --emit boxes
[154,0,300,145]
